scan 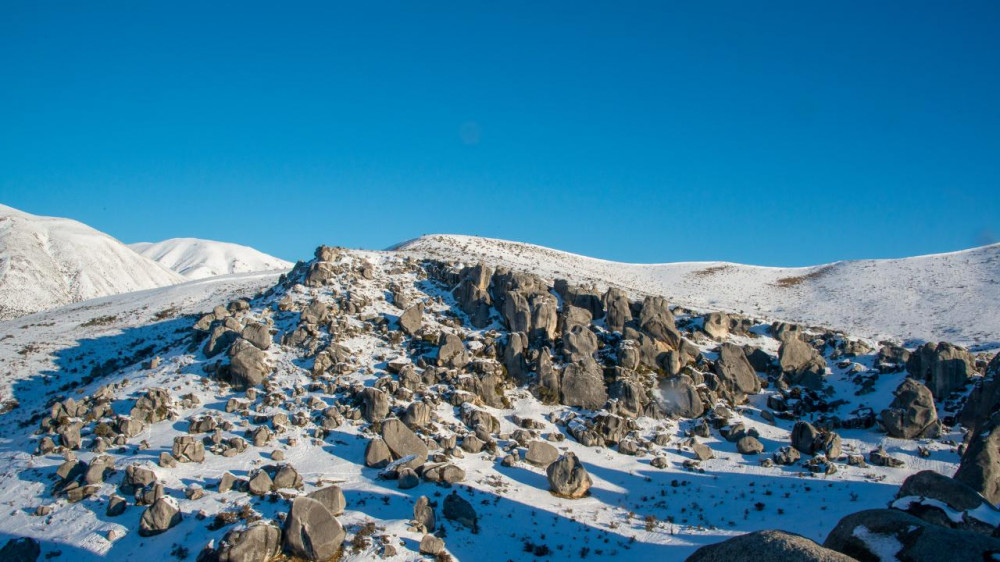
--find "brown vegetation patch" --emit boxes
[774,265,834,288]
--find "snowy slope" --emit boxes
[0,270,283,402]
[395,235,1000,349]
[0,204,185,320]
[130,238,292,280]
[0,247,973,561]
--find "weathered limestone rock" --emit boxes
[880,378,940,439]
[560,357,607,410]
[546,452,592,498]
[283,496,345,561]
[398,304,423,336]
[381,418,429,469]
[138,497,181,536]
[907,341,974,399]
[228,338,272,390]
[687,529,854,562]
[217,520,282,562]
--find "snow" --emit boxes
[0,245,972,561]
[0,230,989,561]
[130,237,293,280]
[0,204,184,320]
[891,495,1000,527]
[396,234,1000,349]
[850,525,903,561]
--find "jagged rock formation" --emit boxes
[2,236,997,561]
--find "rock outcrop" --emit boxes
[880,378,940,439]
[546,452,592,498]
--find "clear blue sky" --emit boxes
[2,2,998,266]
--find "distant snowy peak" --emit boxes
[395,234,1000,348]
[0,204,184,320]
[130,238,293,280]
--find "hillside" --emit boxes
[131,238,293,280]
[395,235,1000,349]
[0,241,995,561]
[0,204,184,320]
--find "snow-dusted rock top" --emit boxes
[396,234,1000,349]
[0,204,184,320]
[131,238,292,280]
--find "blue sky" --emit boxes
[1,2,998,266]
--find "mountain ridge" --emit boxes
[0,204,184,319]
[395,234,1000,349]
[130,237,292,280]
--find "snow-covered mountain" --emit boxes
[0,204,184,320]
[0,239,997,561]
[396,235,1000,349]
[130,238,292,280]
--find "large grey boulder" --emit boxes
[659,375,704,419]
[686,529,854,562]
[560,304,593,334]
[437,333,469,370]
[57,421,82,450]
[419,534,446,556]
[247,470,273,496]
[204,325,238,357]
[894,470,1000,534]
[561,357,607,410]
[737,436,765,455]
[691,440,714,461]
[138,497,181,536]
[217,520,282,562]
[537,349,560,402]
[778,338,827,389]
[300,299,331,325]
[413,495,435,532]
[241,322,271,351]
[381,418,428,469]
[609,376,655,419]
[562,323,599,361]
[461,406,500,434]
[283,496,345,561]
[954,412,1000,504]
[423,463,466,484]
[714,343,762,402]
[907,341,974,399]
[791,421,841,458]
[602,288,632,332]
[525,441,560,467]
[529,293,559,342]
[228,338,272,390]
[546,452,592,498]
[171,435,205,463]
[555,279,604,319]
[307,485,346,516]
[122,463,157,492]
[0,537,41,562]
[442,491,478,531]
[272,464,303,490]
[503,332,530,384]
[398,304,423,336]
[823,508,1000,562]
[402,401,432,429]
[364,438,392,468]
[880,378,940,439]
[702,312,730,341]
[360,387,390,422]
[639,296,681,348]
[453,264,493,328]
[959,352,1000,431]
[500,290,557,343]
[131,387,174,423]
